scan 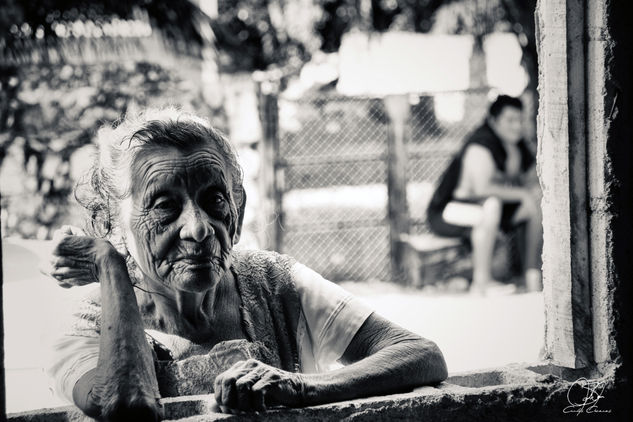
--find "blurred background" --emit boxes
[1,0,543,414]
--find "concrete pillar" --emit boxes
[536,0,592,368]
[537,0,630,373]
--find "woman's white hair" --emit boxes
[75,106,245,239]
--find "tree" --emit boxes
[0,0,213,63]
[211,0,317,72]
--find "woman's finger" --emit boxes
[50,271,94,287]
[65,225,86,236]
[220,373,239,409]
[251,381,267,412]
[213,362,239,401]
[251,371,303,409]
[234,367,265,412]
[51,267,91,280]
[216,364,252,409]
[56,281,74,289]
[251,376,272,408]
[50,256,91,269]
[52,258,95,277]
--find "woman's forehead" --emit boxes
[130,144,231,194]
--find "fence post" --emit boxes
[255,79,283,252]
[384,95,411,283]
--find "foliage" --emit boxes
[0,0,210,60]
[371,0,446,32]
[212,0,326,72]
[0,62,223,239]
[0,0,324,72]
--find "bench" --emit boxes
[398,233,470,287]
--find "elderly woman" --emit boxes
[45,108,447,421]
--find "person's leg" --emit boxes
[511,194,543,291]
[437,198,507,293]
[467,197,502,292]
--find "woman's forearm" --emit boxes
[301,339,447,406]
[85,250,162,420]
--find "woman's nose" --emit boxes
[180,208,214,242]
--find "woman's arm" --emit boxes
[46,228,162,421]
[305,312,447,405]
[213,313,447,412]
[87,248,162,420]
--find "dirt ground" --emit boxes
[2,238,544,413]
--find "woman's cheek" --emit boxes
[132,214,176,276]
[209,222,232,271]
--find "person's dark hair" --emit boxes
[488,95,523,118]
[75,107,245,241]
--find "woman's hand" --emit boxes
[46,225,164,420]
[41,225,120,288]
[214,359,305,413]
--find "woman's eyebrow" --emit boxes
[140,174,182,201]
[191,167,229,190]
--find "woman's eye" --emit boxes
[203,191,225,205]
[153,198,178,210]
[202,192,227,216]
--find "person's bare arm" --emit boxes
[213,313,447,412]
[304,312,447,404]
[521,164,540,188]
[462,144,533,202]
[46,227,163,421]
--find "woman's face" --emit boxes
[119,143,237,293]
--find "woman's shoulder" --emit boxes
[230,249,300,300]
[231,249,297,274]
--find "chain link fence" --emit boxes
[271,88,518,282]
[277,94,389,281]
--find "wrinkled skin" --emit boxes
[213,359,305,413]
[120,145,238,294]
[43,226,164,421]
[43,225,111,289]
[45,143,449,419]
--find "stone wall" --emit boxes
[6,364,624,421]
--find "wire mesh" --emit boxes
[277,94,389,281]
[275,89,519,282]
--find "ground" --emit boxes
[2,238,544,414]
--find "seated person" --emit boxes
[426,95,542,294]
[44,107,448,421]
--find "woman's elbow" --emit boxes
[431,342,449,382]
[414,339,448,384]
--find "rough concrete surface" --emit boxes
[8,364,624,421]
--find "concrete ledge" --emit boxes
[7,364,622,421]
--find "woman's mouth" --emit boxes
[173,256,214,269]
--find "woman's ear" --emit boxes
[233,186,247,245]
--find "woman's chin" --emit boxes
[171,266,224,293]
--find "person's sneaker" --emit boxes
[525,269,542,292]
[470,280,516,296]
[485,280,517,295]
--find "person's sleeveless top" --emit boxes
[427,122,535,215]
